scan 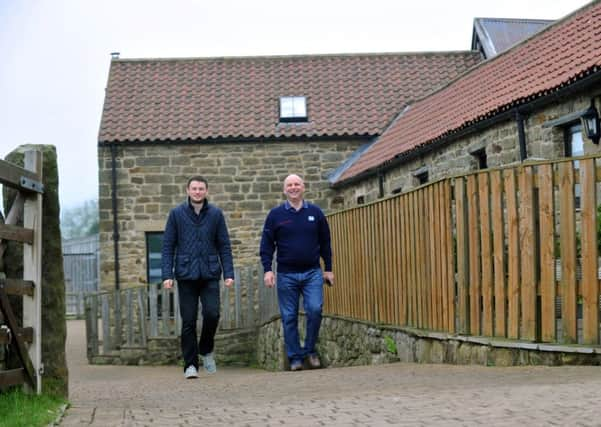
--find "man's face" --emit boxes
[283,175,305,202]
[187,180,208,204]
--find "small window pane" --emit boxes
[571,130,584,157]
[280,97,295,118]
[293,97,306,117]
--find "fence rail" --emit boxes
[325,155,601,346]
[85,264,278,358]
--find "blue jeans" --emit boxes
[276,268,324,364]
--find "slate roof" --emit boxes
[335,1,601,185]
[472,17,553,58]
[98,52,481,143]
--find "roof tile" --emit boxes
[99,52,481,143]
[338,2,601,183]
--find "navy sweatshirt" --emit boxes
[260,200,332,274]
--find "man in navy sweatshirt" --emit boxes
[260,174,334,371]
[162,176,234,379]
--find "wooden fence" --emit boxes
[325,155,601,346]
[85,264,279,357]
[0,151,43,393]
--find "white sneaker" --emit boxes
[184,365,198,379]
[202,353,217,374]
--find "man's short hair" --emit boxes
[187,176,208,189]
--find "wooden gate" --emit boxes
[0,150,43,393]
[64,235,99,317]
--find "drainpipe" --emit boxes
[515,109,527,161]
[110,144,120,290]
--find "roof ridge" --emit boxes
[474,17,554,24]
[110,50,480,63]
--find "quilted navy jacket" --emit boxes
[161,199,234,282]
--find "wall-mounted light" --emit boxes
[581,100,600,144]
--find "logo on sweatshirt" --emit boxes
[308,215,315,222]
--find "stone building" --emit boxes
[332,2,601,205]
[97,52,481,289]
[97,2,600,291]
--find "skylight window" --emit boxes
[279,96,307,122]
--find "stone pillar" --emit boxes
[2,144,68,397]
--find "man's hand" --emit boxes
[163,279,174,289]
[264,271,275,288]
[224,278,234,288]
[323,271,334,287]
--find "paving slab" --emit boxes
[60,320,601,426]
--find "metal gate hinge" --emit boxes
[20,176,44,193]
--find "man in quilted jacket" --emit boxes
[162,176,235,379]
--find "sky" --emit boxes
[0,0,592,212]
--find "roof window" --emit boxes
[279,96,307,122]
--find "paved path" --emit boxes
[60,320,601,426]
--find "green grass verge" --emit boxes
[0,386,67,427]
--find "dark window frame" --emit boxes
[471,148,488,170]
[416,171,429,185]
[564,122,583,157]
[146,232,164,285]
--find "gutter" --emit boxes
[332,69,601,189]
[98,133,372,147]
[516,109,527,161]
[110,144,120,290]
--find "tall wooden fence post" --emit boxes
[22,150,43,394]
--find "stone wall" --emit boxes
[89,328,257,366]
[337,91,601,208]
[97,140,363,290]
[257,315,601,370]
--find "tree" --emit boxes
[60,199,99,239]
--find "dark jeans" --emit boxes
[178,279,220,370]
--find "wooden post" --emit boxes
[137,288,147,346]
[580,159,598,345]
[22,150,43,394]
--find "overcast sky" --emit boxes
[0,0,592,212]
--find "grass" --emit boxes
[384,335,397,354]
[0,386,67,427]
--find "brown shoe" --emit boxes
[307,354,321,369]
[290,360,303,371]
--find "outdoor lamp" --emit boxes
[581,100,600,144]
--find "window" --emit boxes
[356,195,365,205]
[565,123,584,158]
[279,96,307,122]
[146,232,174,318]
[391,187,402,195]
[471,148,488,169]
[146,232,164,285]
[412,166,429,186]
[565,123,583,209]
[378,174,385,198]
[416,172,429,185]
